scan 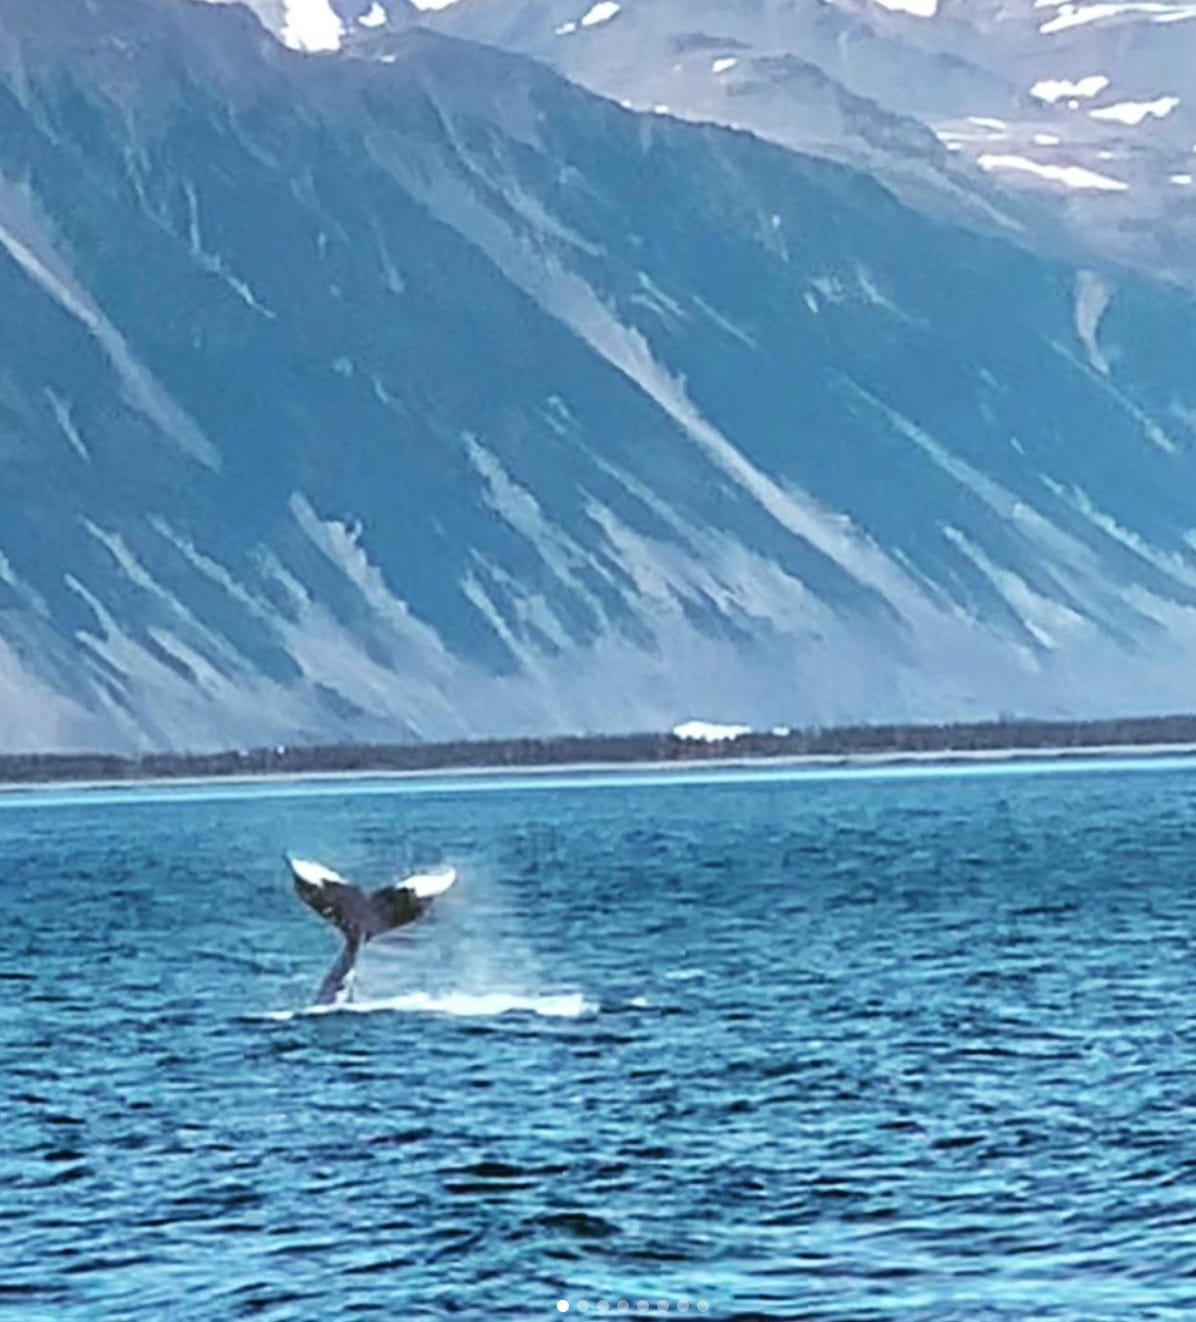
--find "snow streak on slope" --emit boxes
[382,89,1196,718]
[0,180,220,469]
[401,161,921,622]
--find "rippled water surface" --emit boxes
[5,758,1196,1320]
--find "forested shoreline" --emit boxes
[5,713,1196,786]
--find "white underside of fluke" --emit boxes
[289,856,457,897]
[397,868,457,898]
[289,857,345,887]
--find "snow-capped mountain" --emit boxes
[3,0,1196,752]
[369,0,1196,288]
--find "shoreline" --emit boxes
[4,736,1196,798]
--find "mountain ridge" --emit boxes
[367,0,1196,289]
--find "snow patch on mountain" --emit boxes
[581,2,621,27]
[1090,95,1180,124]
[871,0,940,16]
[1031,75,1110,103]
[1038,3,1196,35]
[280,0,342,51]
[978,153,1129,191]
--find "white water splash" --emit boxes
[265,990,592,1020]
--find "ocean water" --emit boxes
[5,758,1196,1320]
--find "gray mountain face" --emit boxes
[3,0,1196,752]
[386,0,1196,288]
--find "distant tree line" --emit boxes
[5,713,1196,786]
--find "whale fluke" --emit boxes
[289,857,457,1006]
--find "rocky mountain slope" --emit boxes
[2,0,1196,750]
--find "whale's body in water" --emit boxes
[289,857,457,1005]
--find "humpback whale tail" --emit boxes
[288,857,457,1006]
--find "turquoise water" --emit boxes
[4,758,1196,1319]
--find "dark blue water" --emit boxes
[5,758,1196,1320]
